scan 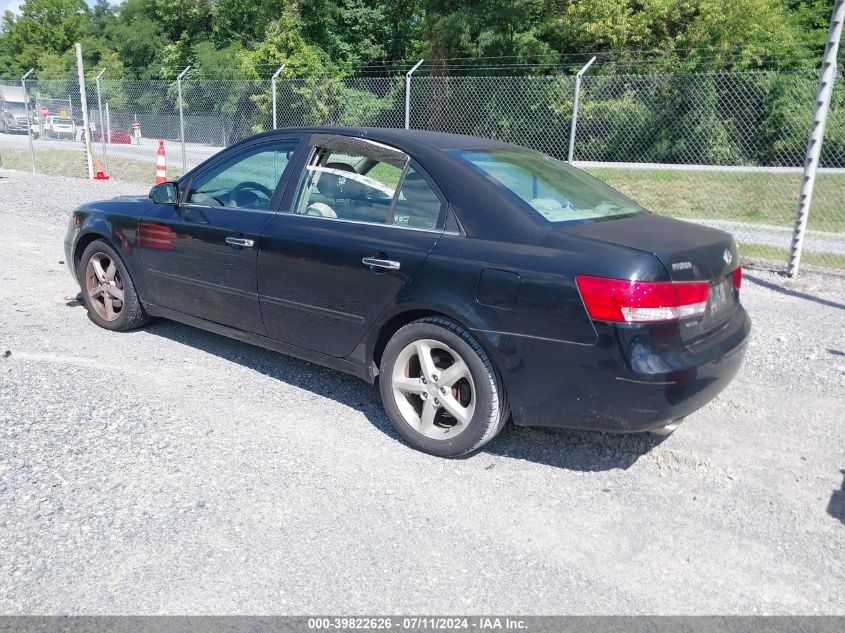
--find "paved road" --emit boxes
[695,219,845,256]
[1,171,843,614]
[0,131,220,170]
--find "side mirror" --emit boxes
[149,182,178,204]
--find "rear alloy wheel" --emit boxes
[79,240,148,331]
[380,317,508,457]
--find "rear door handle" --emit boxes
[362,256,401,271]
[225,236,254,248]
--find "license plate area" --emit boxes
[707,275,735,319]
[680,274,736,343]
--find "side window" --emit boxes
[294,149,405,224]
[186,139,299,210]
[392,167,443,230]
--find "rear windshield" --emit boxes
[450,148,645,223]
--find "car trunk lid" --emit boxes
[565,213,740,341]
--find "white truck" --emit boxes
[44,116,76,139]
[0,85,34,134]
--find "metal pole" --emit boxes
[788,0,843,277]
[95,68,108,174]
[21,68,35,173]
[75,43,94,179]
[568,56,596,163]
[176,66,191,172]
[405,59,424,130]
[271,65,285,130]
[105,102,110,144]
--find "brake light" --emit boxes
[733,265,742,290]
[576,275,709,323]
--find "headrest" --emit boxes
[316,163,363,199]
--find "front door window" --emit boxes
[187,140,300,210]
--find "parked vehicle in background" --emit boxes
[92,127,132,144]
[44,116,76,139]
[0,86,33,134]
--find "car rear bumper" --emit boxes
[477,306,751,432]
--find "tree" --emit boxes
[2,0,90,71]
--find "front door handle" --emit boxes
[362,256,401,271]
[225,236,255,248]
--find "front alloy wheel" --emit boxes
[78,239,148,331]
[85,252,124,322]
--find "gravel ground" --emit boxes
[0,169,843,615]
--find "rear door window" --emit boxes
[293,135,443,229]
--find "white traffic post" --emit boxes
[95,68,108,174]
[105,102,111,144]
[405,59,424,130]
[568,56,596,163]
[21,68,35,173]
[75,43,94,180]
[176,66,191,173]
[788,0,844,277]
[271,65,286,130]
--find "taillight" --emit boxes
[576,275,709,323]
[733,265,742,290]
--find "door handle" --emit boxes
[225,236,254,248]
[362,256,401,271]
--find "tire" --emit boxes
[379,316,509,457]
[78,239,149,331]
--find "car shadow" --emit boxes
[829,470,845,526]
[142,318,664,472]
[744,271,845,311]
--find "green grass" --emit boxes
[737,243,845,270]
[0,148,184,183]
[585,167,845,233]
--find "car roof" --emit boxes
[270,125,516,152]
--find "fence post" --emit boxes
[21,68,35,173]
[176,66,191,173]
[271,65,286,130]
[405,59,424,129]
[74,43,94,180]
[568,56,596,163]
[788,0,844,277]
[95,68,108,174]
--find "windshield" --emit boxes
[450,148,645,223]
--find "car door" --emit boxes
[258,134,446,358]
[140,135,303,334]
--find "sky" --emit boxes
[0,0,23,13]
[2,1,100,15]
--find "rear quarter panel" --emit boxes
[360,229,670,424]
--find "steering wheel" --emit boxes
[231,181,274,207]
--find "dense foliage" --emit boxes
[0,0,836,79]
[0,1,841,167]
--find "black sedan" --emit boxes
[65,127,750,456]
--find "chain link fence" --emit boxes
[1,70,843,269]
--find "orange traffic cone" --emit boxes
[155,139,167,184]
[93,159,109,180]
